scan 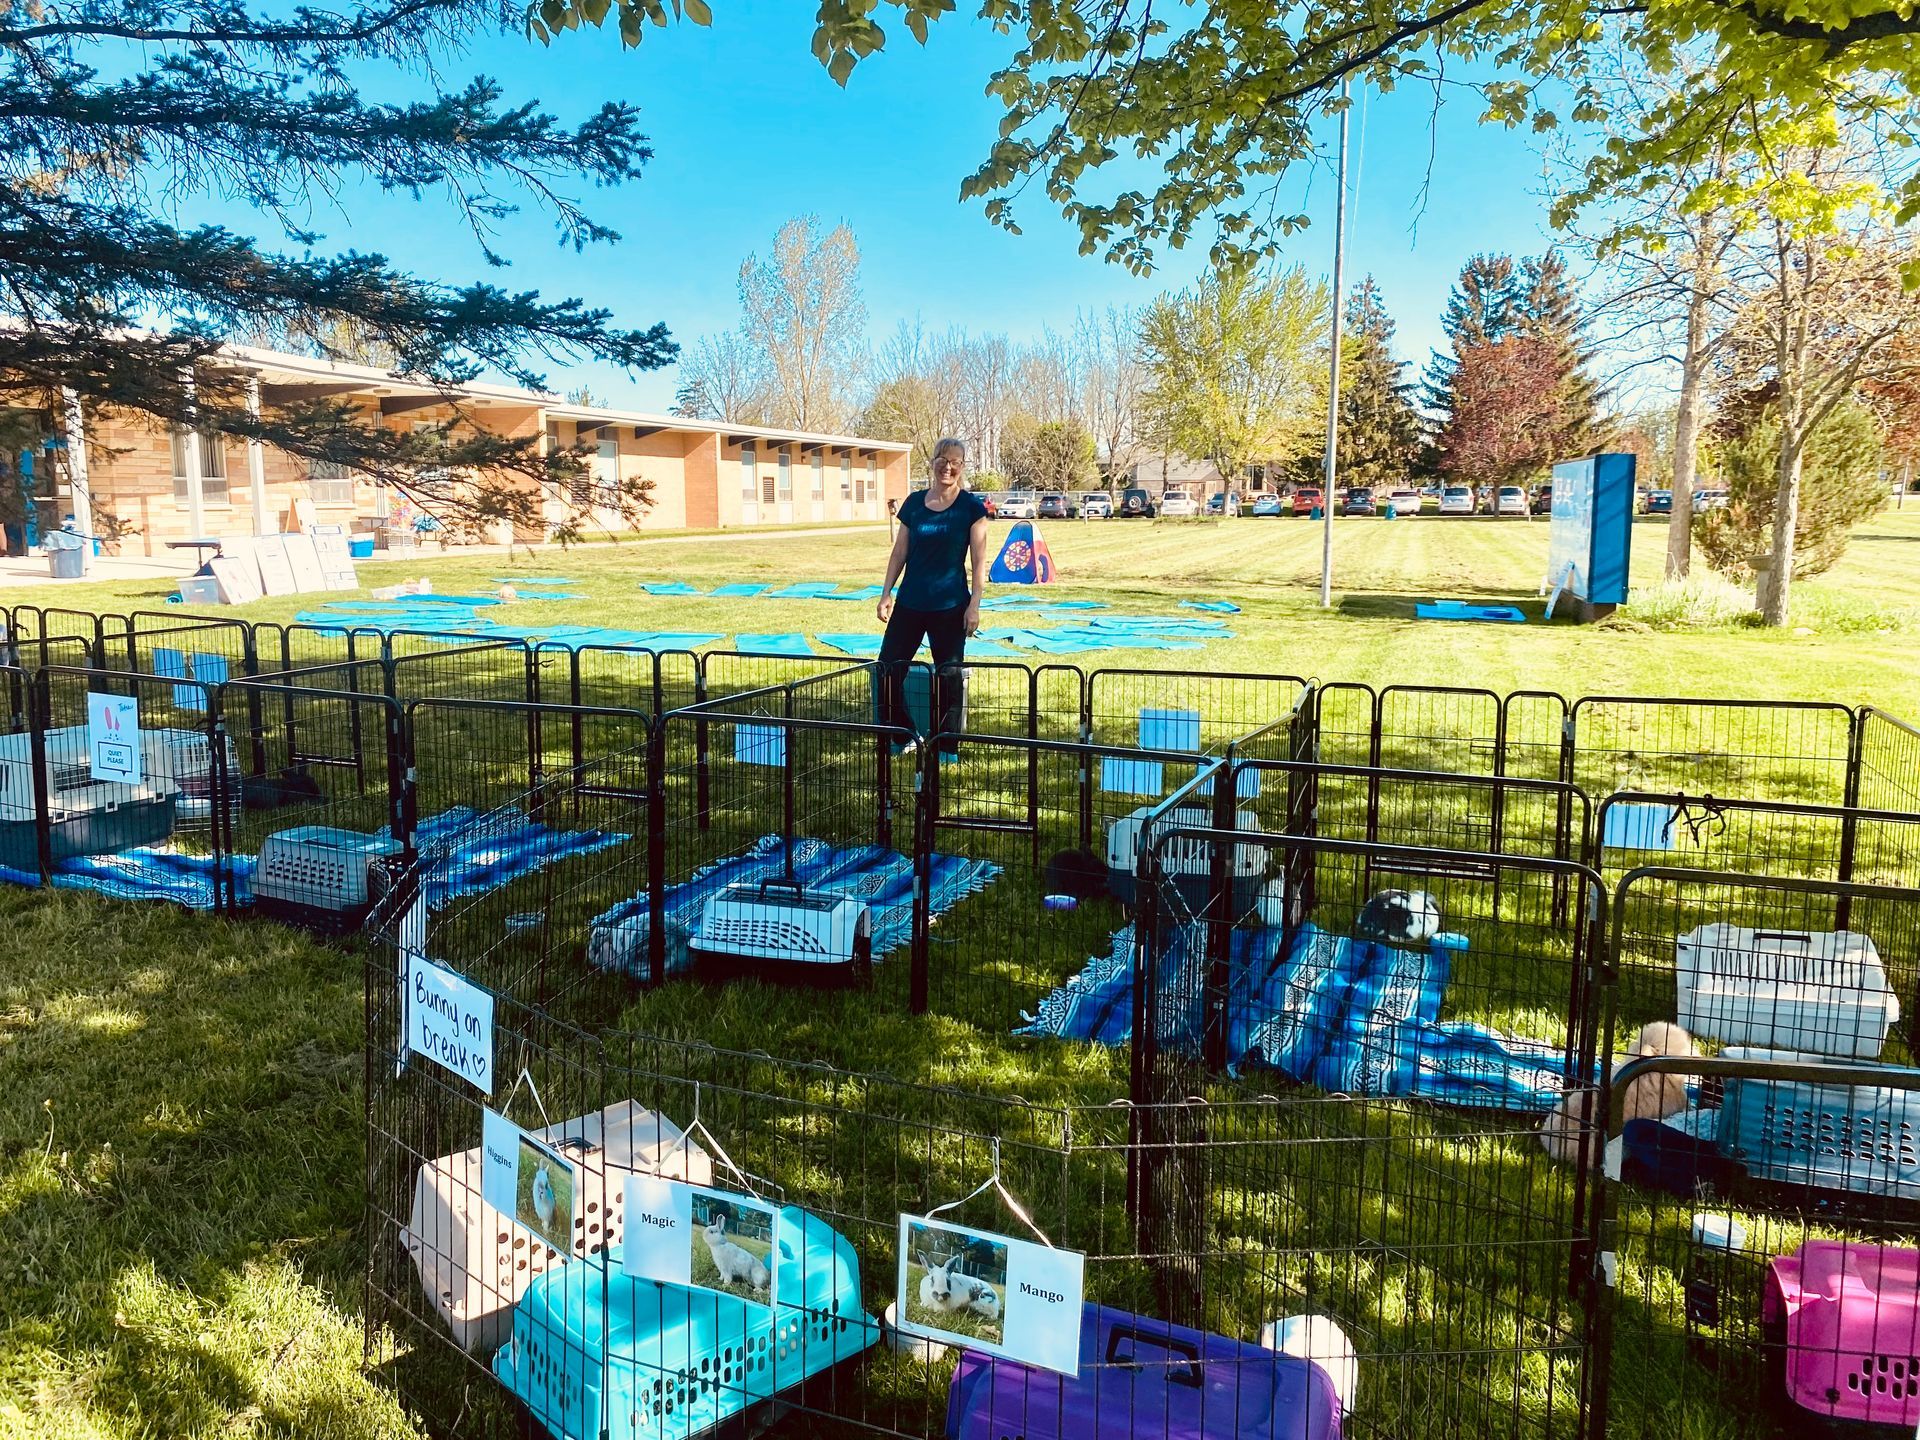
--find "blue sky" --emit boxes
[221,1,1574,413]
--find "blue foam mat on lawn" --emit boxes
[766,582,842,598]
[1181,599,1242,614]
[1416,601,1528,623]
[711,583,768,597]
[586,832,998,979]
[734,633,815,657]
[640,581,702,596]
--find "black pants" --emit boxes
[877,602,968,740]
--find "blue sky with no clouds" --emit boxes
[195,1,1574,413]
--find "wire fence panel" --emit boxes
[1087,669,1309,755]
[1607,868,1920,1070]
[1592,1053,1920,1440]
[1376,685,1505,778]
[407,697,653,1012]
[918,733,1221,1035]
[1569,698,1858,808]
[1312,682,1378,769]
[17,666,233,901]
[386,637,534,705]
[1503,691,1572,786]
[1856,707,1920,819]
[2,605,103,669]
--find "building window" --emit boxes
[739,443,757,500]
[840,453,852,500]
[777,451,792,502]
[861,456,876,504]
[170,428,229,504]
[811,453,824,500]
[594,438,620,508]
[309,459,355,507]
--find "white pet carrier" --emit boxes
[1105,803,1265,915]
[253,826,404,931]
[0,728,178,868]
[400,1101,713,1355]
[1677,924,1898,1060]
[688,879,873,983]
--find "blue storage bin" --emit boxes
[1718,1070,1920,1201]
[944,1303,1341,1440]
[493,1204,877,1440]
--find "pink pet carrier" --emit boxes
[1763,1240,1920,1433]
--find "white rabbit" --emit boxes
[704,1214,772,1294]
[531,1166,557,1228]
[918,1252,991,1315]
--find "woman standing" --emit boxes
[875,437,989,742]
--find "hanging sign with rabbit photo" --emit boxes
[480,1108,577,1254]
[895,1214,1084,1375]
[622,1177,780,1306]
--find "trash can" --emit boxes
[45,530,86,579]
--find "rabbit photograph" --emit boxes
[513,1137,575,1252]
[690,1192,777,1303]
[902,1220,1007,1346]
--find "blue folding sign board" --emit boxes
[1548,453,1636,609]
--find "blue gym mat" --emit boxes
[1416,601,1528,623]
[819,585,884,602]
[710,583,769,597]
[734,633,815,657]
[766,582,842,598]
[586,832,999,979]
[816,634,885,658]
[639,582,702,596]
[1181,599,1242,614]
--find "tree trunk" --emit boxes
[1762,432,1803,626]
[1667,262,1714,580]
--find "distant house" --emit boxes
[3,341,912,558]
[1119,453,1284,498]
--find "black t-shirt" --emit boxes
[895,488,988,611]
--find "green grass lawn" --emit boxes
[4,510,1919,1438]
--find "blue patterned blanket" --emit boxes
[1019,921,1574,1112]
[587,833,999,979]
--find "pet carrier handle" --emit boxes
[1752,930,1814,946]
[755,879,806,899]
[1104,1323,1204,1388]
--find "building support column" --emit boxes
[246,377,270,535]
[60,388,94,574]
[179,370,207,545]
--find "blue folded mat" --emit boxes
[1416,601,1527,623]
[587,832,999,979]
[819,585,884,601]
[1180,599,1242,614]
[639,582,702,596]
[766,582,842,598]
[816,634,886,658]
[734,633,815,657]
[710,583,769,597]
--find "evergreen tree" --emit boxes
[1,0,675,538]
[1516,250,1604,457]
[1337,278,1420,488]
[1422,255,1521,420]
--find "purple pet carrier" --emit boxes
[943,1303,1341,1440]
[1764,1240,1920,1433]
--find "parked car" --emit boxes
[1643,489,1673,515]
[1532,484,1553,516]
[1386,487,1423,516]
[1206,491,1244,516]
[1119,487,1156,518]
[1693,489,1729,511]
[1250,494,1285,517]
[1495,485,1530,517]
[1342,487,1377,516]
[1000,491,1038,519]
[1439,485,1475,516]
[1037,493,1074,520]
[1291,487,1323,516]
[1079,492,1112,518]
[1160,492,1200,517]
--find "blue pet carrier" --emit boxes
[494,1204,877,1440]
[1718,1053,1920,1202]
[944,1303,1342,1440]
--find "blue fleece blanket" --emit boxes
[402,805,630,911]
[586,833,999,979]
[0,849,249,909]
[1020,921,1572,1112]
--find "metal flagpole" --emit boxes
[1320,79,1352,609]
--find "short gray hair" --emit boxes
[931,437,966,466]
